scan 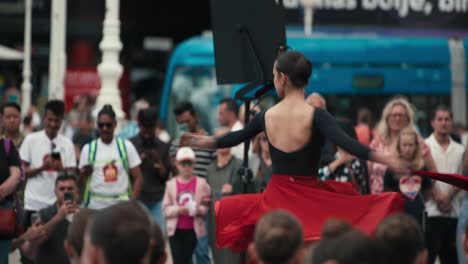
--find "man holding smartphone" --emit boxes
[20,174,80,264]
[19,100,77,228]
[130,108,171,231]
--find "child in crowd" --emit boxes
[384,127,432,226]
[162,147,211,264]
[318,119,369,194]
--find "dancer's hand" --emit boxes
[180,133,216,149]
[370,151,407,174]
[386,155,408,174]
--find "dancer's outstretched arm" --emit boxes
[181,110,264,149]
[315,108,403,172]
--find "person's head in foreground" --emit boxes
[310,229,387,264]
[464,221,468,264]
[64,209,96,264]
[81,201,152,264]
[375,213,427,264]
[304,219,353,262]
[149,222,167,264]
[320,219,353,240]
[251,210,305,264]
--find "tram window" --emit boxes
[353,75,384,89]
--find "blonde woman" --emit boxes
[368,97,437,194]
[384,127,432,226]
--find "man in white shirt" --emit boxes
[78,105,143,210]
[78,137,142,210]
[217,98,245,160]
[425,105,465,264]
[20,100,77,227]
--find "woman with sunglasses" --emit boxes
[162,147,211,264]
[78,105,143,209]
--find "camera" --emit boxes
[64,192,74,202]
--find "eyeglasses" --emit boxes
[97,122,113,129]
[179,160,194,167]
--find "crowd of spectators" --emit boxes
[0,93,467,264]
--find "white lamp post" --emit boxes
[21,0,32,116]
[301,0,315,36]
[93,0,125,121]
[48,0,67,100]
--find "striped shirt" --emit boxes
[170,139,216,178]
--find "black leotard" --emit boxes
[216,108,371,176]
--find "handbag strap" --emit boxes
[3,138,11,155]
[3,138,24,224]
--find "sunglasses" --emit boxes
[97,122,113,129]
[179,160,194,167]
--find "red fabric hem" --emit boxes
[411,170,468,191]
[215,174,404,252]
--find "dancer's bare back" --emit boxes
[265,100,315,153]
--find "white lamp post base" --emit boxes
[21,0,32,117]
[94,0,126,124]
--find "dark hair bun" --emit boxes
[103,104,113,111]
[98,104,117,120]
[275,51,312,87]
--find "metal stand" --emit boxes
[234,27,275,264]
[234,27,273,196]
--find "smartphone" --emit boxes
[64,192,74,202]
[31,212,41,224]
[178,123,188,132]
[51,152,61,160]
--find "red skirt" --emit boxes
[215,174,404,252]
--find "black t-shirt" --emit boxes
[384,168,432,225]
[36,205,70,264]
[72,130,96,150]
[216,108,370,176]
[130,135,171,204]
[0,138,21,203]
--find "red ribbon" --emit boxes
[411,170,468,191]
